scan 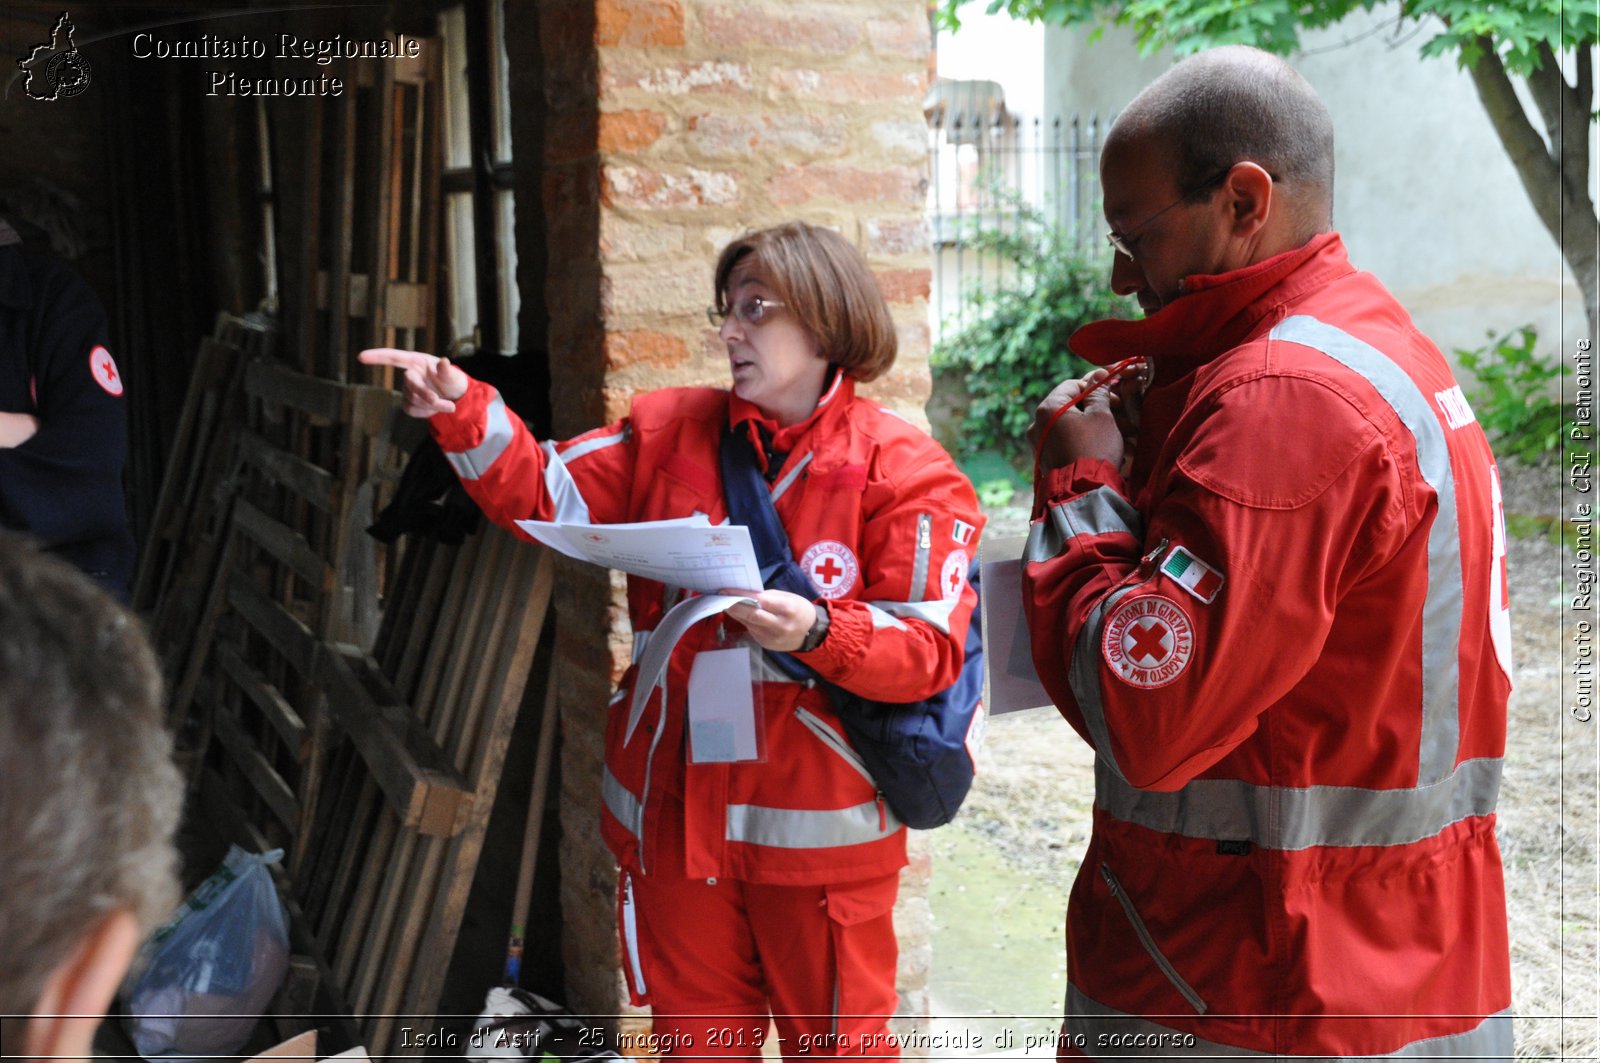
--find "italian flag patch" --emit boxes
[1161,545,1224,603]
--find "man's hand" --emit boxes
[1029,368,1126,472]
[722,589,818,653]
[358,348,470,417]
[0,411,40,448]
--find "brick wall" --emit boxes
[539,0,936,1046]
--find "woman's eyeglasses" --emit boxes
[707,296,785,328]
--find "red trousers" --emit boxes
[620,868,902,1060]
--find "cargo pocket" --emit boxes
[822,873,901,1038]
[1100,863,1208,1014]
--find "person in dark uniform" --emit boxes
[0,216,135,598]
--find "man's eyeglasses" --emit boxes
[1105,167,1235,260]
[707,296,785,328]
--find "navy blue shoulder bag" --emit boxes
[719,428,983,829]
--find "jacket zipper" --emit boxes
[911,513,932,600]
[794,706,876,786]
[1100,864,1208,1014]
[635,675,669,875]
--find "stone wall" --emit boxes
[536,0,938,1047]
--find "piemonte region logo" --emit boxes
[18,12,91,101]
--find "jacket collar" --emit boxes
[728,367,855,468]
[1069,232,1354,381]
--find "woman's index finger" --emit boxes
[358,347,434,371]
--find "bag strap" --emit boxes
[718,425,816,600]
[718,427,826,685]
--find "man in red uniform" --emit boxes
[1025,47,1513,1058]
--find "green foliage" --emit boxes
[1456,325,1588,467]
[957,449,1028,507]
[934,0,1597,75]
[931,205,1129,472]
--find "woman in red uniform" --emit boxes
[362,222,982,1059]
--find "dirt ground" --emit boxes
[931,456,1599,1059]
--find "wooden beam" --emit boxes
[316,646,472,837]
[213,641,309,760]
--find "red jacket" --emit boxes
[1025,234,1513,1057]
[431,372,984,884]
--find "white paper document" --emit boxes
[981,536,1054,716]
[516,515,764,595]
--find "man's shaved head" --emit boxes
[1110,46,1335,236]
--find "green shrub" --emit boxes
[931,205,1130,473]
[956,448,1028,508]
[1456,325,1589,467]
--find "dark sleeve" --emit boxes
[0,257,135,595]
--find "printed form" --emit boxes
[515,515,764,744]
[515,514,762,594]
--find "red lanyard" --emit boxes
[1031,355,1146,485]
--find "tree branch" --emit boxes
[1470,39,1563,225]
[1569,43,1592,195]
[1466,37,1599,336]
[1529,40,1566,148]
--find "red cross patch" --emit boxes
[1101,594,1194,689]
[799,539,859,600]
[89,346,123,397]
[940,549,969,601]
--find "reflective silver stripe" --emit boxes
[620,872,648,995]
[1025,486,1142,564]
[1065,983,1513,1059]
[911,513,932,599]
[603,769,644,840]
[538,441,594,524]
[870,596,959,635]
[1096,755,1502,850]
[563,424,630,463]
[770,450,813,504]
[1071,586,1137,781]
[725,800,898,848]
[632,628,652,666]
[444,393,517,481]
[750,647,802,683]
[865,604,910,631]
[1271,316,1462,785]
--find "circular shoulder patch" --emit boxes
[799,539,859,599]
[89,346,123,397]
[939,549,970,601]
[1101,594,1195,689]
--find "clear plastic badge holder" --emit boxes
[686,627,766,764]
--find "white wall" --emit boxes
[1039,4,1587,359]
[936,7,1046,120]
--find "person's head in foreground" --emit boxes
[0,534,181,1061]
[709,221,897,425]
[1100,44,1335,314]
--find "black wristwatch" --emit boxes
[798,601,831,653]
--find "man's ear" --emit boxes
[1220,161,1275,238]
[24,908,141,1062]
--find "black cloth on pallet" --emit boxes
[367,352,548,546]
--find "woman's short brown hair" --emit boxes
[713,222,897,383]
